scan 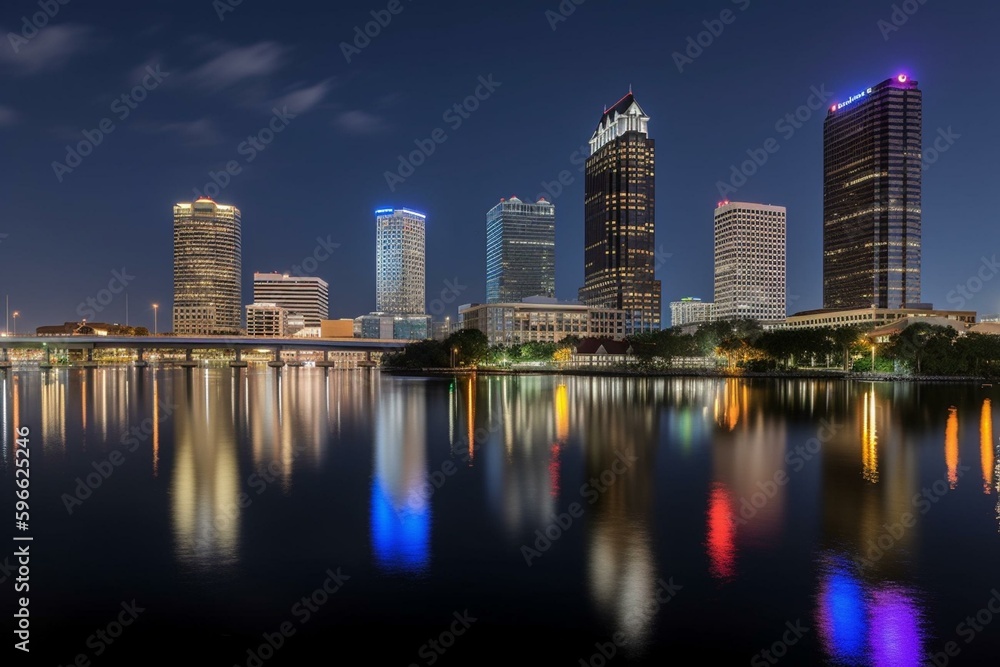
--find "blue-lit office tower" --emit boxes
[486,197,556,304]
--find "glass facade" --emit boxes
[376,209,426,316]
[486,197,556,303]
[173,198,242,335]
[579,93,661,334]
[823,76,922,310]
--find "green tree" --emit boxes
[446,329,489,366]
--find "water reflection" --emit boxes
[863,390,879,484]
[706,482,736,581]
[945,407,959,489]
[981,399,993,494]
[370,378,430,573]
[582,379,658,649]
[816,554,926,666]
[171,371,242,569]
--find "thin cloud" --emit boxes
[275,79,334,115]
[187,41,287,89]
[0,24,94,74]
[0,105,17,126]
[140,118,223,146]
[335,110,390,136]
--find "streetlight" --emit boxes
[12,311,18,335]
[152,304,159,335]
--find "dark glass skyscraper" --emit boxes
[823,74,922,310]
[579,92,661,333]
[486,197,556,303]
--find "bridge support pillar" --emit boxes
[0,348,10,370]
[316,349,336,368]
[179,348,197,368]
[268,347,285,369]
[82,348,97,369]
[230,347,248,368]
[134,348,148,368]
[40,346,52,369]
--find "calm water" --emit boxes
[2,368,999,665]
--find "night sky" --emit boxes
[0,0,996,331]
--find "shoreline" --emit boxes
[384,367,994,384]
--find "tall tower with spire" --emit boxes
[579,91,661,333]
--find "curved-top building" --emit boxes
[173,198,243,335]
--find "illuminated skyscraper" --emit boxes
[579,91,661,333]
[172,198,242,335]
[486,197,555,303]
[375,208,426,315]
[714,202,787,321]
[824,74,922,309]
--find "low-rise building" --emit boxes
[246,303,288,337]
[670,298,715,327]
[320,319,356,339]
[784,307,976,330]
[354,313,430,341]
[459,297,626,345]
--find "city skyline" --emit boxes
[1,1,996,332]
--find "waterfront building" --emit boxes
[459,297,626,345]
[824,74,923,309]
[714,202,787,322]
[579,91,661,333]
[486,196,556,303]
[173,198,242,335]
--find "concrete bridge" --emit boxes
[0,335,409,369]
